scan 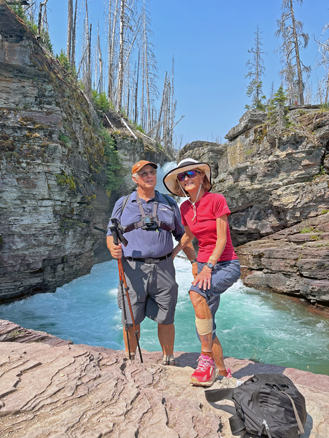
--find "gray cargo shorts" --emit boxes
[118,255,178,326]
[190,259,241,340]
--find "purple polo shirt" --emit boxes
[107,191,184,258]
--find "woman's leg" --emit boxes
[189,291,213,356]
[189,290,216,386]
[212,336,229,376]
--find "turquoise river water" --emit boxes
[0,257,328,376]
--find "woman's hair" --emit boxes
[175,168,211,196]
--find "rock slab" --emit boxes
[0,319,328,438]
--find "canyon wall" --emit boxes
[179,108,329,305]
[0,2,169,301]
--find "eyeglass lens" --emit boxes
[139,169,157,177]
[177,170,198,182]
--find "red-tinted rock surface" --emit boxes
[0,319,328,438]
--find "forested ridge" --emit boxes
[7,0,179,153]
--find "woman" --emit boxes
[163,158,241,387]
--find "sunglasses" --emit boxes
[138,169,157,178]
[177,170,201,182]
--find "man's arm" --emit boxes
[107,235,122,259]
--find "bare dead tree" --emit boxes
[82,0,92,94]
[108,0,119,103]
[134,50,140,124]
[142,0,158,132]
[37,0,49,40]
[276,0,310,105]
[315,23,329,104]
[116,0,125,112]
[67,0,73,63]
[245,26,266,109]
[71,0,78,68]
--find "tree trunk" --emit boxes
[134,51,140,124]
[67,0,73,63]
[71,0,78,69]
[116,0,125,112]
[143,2,151,132]
[289,0,304,105]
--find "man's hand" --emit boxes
[111,242,122,259]
[107,236,122,259]
[192,263,198,278]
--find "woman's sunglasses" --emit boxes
[177,170,200,182]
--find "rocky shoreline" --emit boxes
[0,319,328,438]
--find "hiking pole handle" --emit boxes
[109,218,128,247]
[109,224,119,246]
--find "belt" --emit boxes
[126,252,172,264]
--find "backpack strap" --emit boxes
[205,388,234,403]
[121,194,131,216]
[280,391,305,434]
[205,388,246,436]
[161,193,175,210]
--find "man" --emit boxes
[107,160,196,364]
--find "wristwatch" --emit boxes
[190,259,197,265]
[205,262,215,270]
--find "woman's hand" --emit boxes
[192,263,198,278]
[192,266,212,290]
[172,245,181,260]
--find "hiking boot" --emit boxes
[190,354,216,387]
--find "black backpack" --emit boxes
[205,374,307,438]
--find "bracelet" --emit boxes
[190,259,197,265]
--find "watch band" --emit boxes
[190,259,197,265]
[205,262,214,270]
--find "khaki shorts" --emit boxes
[118,255,178,326]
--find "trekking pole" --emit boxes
[109,221,143,363]
[118,259,131,359]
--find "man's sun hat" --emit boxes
[132,160,157,175]
[163,158,212,196]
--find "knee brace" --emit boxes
[195,316,213,336]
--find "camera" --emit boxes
[141,215,158,230]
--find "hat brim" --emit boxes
[163,162,212,197]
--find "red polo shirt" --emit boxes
[180,191,238,263]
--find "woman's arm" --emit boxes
[173,226,198,277]
[192,215,228,290]
[172,226,195,258]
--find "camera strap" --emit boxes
[121,191,172,233]
[136,191,158,221]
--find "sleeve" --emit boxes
[212,194,231,219]
[180,201,188,226]
[171,200,185,242]
[106,196,125,236]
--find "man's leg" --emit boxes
[145,257,178,365]
[158,322,175,356]
[123,324,140,358]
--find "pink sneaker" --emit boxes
[226,368,233,378]
[190,354,216,387]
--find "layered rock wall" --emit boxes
[179,108,329,304]
[0,2,169,301]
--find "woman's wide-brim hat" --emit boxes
[163,158,212,197]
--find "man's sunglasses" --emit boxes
[177,170,201,182]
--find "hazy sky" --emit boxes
[47,0,329,146]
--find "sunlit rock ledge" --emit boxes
[0,319,328,438]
